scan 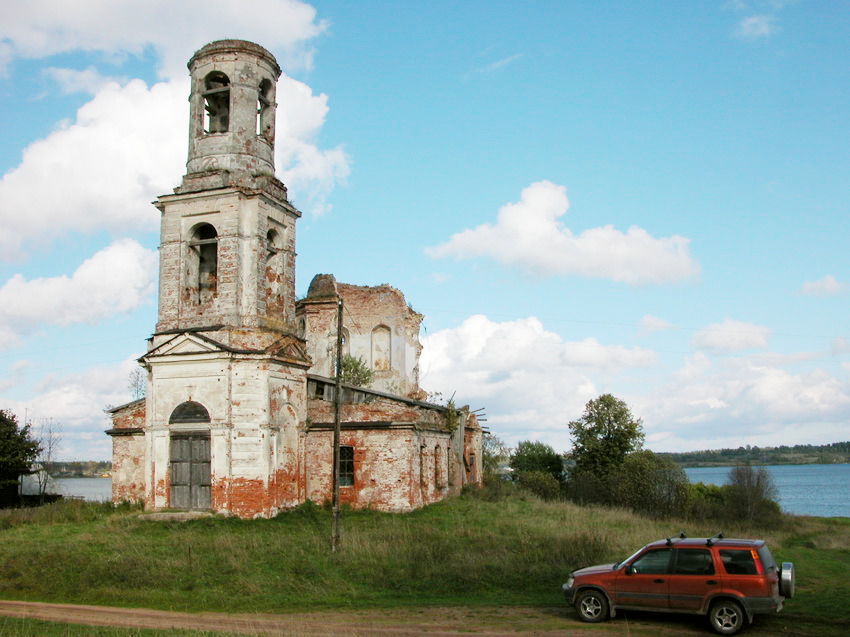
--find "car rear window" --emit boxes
[757,545,777,572]
[720,549,757,575]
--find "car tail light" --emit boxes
[752,549,764,575]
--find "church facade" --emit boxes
[106,40,483,518]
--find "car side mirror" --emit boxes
[626,565,636,575]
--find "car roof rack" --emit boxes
[665,531,687,546]
[706,532,725,546]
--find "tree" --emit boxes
[510,440,564,483]
[613,450,689,518]
[33,418,62,504]
[727,463,781,522]
[568,394,644,478]
[482,434,509,482]
[128,368,146,400]
[339,355,373,387]
[0,410,40,507]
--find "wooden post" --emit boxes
[331,297,343,552]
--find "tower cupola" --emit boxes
[184,40,281,188]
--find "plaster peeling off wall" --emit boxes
[297,276,425,400]
[107,399,147,503]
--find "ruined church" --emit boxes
[106,40,483,518]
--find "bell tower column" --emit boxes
[153,39,300,343]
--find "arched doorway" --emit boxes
[169,401,211,510]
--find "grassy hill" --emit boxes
[1,488,848,635]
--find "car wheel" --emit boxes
[780,562,795,598]
[575,589,609,623]
[709,599,745,635]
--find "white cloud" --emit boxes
[0,73,351,258]
[0,360,30,392]
[421,314,656,447]
[5,355,143,459]
[640,314,673,333]
[0,239,158,346]
[473,53,525,74]
[642,357,850,451]
[276,75,350,216]
[734,15,778,39]
[44,66,118,94]
[421,313,850,455]
[0,78,186,258]
[692,319,771,352]
[0,0,326,79]
[800,274,846,297]
[425,181,700,284]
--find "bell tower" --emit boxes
[140,40,309,518]
[154,39,300,345]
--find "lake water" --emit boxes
[684,464,850,518]
[53,477,112,502]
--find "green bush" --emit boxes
[514,470,562,501]
[509,441,563,483]
[612,450,689,518]
[726,463,782,524]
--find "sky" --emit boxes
[0,0,847,460]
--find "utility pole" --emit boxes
[331,297,343,552]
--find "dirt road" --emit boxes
[0,600,720,636]
[1,601,611,636]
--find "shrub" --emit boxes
[727,463,782,523]
[564,469,613,506]
[510,441,563,483]
[613,450,689,518]
[514,470,562,501]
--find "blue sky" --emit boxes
[0,0,847,460]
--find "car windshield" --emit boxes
[614,546,646,570]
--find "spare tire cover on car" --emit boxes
[780,562,795,598]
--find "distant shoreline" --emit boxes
[679,460,850,468]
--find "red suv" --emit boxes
[562,533,795,635]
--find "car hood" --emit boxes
[572,562,618,576]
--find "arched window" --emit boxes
[188,223,218,304]
[203,72,230,133]
[434,445,442,488]
[341,327,350,357]
[371,325,391,371]
[169,401,211,424]
[256,78,273,138]
[265,228,283,314]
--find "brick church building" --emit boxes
[106,40,483,518]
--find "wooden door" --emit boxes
[170,433,211,509]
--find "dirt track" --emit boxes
[0,600,710,636]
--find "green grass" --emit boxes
[0,616,238,636]
[0,490,848,634]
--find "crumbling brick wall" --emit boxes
[297,275,425,400]
[107,399,146,504]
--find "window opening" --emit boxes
[339,446,354,486]
[434,445,443,488]
[169,401,211,424]
[203,72,230,133]
[256,79,272,138]
[371,325,391,371]
[189,223,218,304]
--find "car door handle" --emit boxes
[706,580,718,585]
[653,579,665,584]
